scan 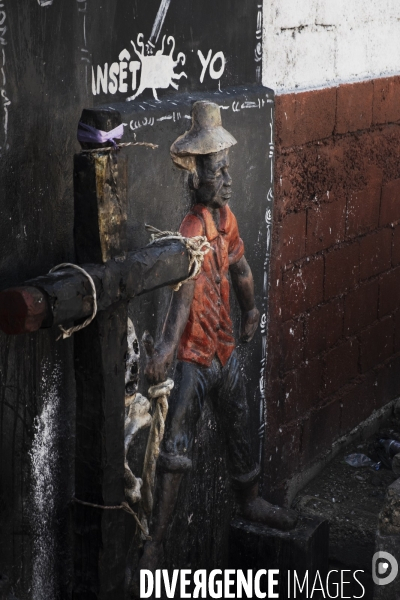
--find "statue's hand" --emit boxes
[144,342,174,384]
[240,307,260,343]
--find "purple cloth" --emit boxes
[77,122,124,148]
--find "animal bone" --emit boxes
[125,393,152,453]
[124,319,152,507]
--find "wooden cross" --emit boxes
[0,108,189,599]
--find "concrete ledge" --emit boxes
[286,399,398,506]
[229,515,329,598]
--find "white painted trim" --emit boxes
[273,71,400,96]
[262,0,400,94]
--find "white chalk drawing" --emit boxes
[37,0,54,6]
[198,49,226,83]
[130,110,185,131]
[255,4,262,82]
[128,94,270,132]
[258,107,274,462]
[76,0,90,95]
[0,3,10,153]
[90,0,229,99]
[30,362,62,599]
[93,34,187,101]
[126,34,186,101]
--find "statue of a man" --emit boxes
[137,101,296,579]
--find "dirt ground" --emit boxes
[293,414,400,599]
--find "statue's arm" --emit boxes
[229,255,260,342]
[145,280,195,383]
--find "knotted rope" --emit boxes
[49,263,98,340]
[140,378,174,520]
[72,497,151,540]
[145,224,212,291]
[80,141,158,154]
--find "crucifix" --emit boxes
[0,107,193,600]
[0,103,298,600]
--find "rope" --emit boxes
[72,497,151,540]
[140,378,174,517]
[49,263,98,340]
[145,225,212,291]
[80,141,158,154]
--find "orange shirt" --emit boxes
[177,203,245,367]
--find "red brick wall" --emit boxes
[263,76,400,504]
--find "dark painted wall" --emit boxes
[116,89,273,581]
[0,2,272,598]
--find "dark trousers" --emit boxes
[158,351,260,489]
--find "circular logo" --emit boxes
[372,551,399,586]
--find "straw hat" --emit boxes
[170,101,237,171]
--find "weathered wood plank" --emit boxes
[73,108,128,600]
[0,240,190,334]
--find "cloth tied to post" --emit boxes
[77,121,124,148]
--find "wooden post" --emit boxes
[0,240,190,335]
[72,108,128,599]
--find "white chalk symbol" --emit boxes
[198,50,226,83]
[37,0,54,6]
[126,33,186,102]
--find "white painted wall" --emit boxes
[262,0,400,93]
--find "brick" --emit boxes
[373,76,400,125]
[359,316,394,373]
[275,88,336,148]
[283,358,323,422]
[336,81,373,134]
[324,338,359,395]
[392,224,400,266]
[370,366,387,411]
[307,197,346,254]
[395,312,400,353]
[279,211,306,266]
[304,298,343,359]
[346,166,383,237]
[282,256,324,320]
[379,268,400,317]
[340,373,377,434]
[281,318,304,371]
[301,399,341,465]
[344,279,379,335]
[360,228,392,280]
[324,243,359,300]
[380,179,400,226]
[264,423,301,484]
[283,362,321,422]
[265,378,285,432]
[378,354,400,405]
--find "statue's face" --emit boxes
[195,149,232,209]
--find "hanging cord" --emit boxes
[49,263,98,340]
[80,141,158,154]
[140,379,174,517]
[72,497,151,540]
[145,224,212,291]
